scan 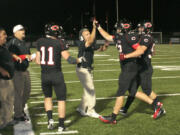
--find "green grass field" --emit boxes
[1,45,180,135]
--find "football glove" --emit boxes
[119,53,126,61]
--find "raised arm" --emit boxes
[85,20,96,48]
[96,21,114,42]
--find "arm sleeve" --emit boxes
[139,36,151,48]
[92,41,101,51]
[59,39,69,51]
[8,43,17,54]
[36,39,40,51]
[75,40,86,58]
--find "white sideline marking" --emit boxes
[94,54,110,57]
[154,66,180,71]
[40,130,79,135]
[37,120,71,125]
[31,90,41,92]
[30,96,44,99]
[31,81,41,83]
[152,61,180,64]
[31,88,41,90]
[31,92,42,95]
[65,76,180,84]
[30,93,180,106]
[35,113,59,116]
[31,86,41,88]
[14,104,35,135]
[30,69,121,75]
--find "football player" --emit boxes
[36,23,82,132]
[96,20,163,124]
[120,22,165,119]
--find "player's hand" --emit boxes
[78,56,86,63]
[93,19,100,29]
[93,19,97,28]
[119,53,126,61]
[15,56,22,63]
[30,53,37,61]
[26,55,31,61]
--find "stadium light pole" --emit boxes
[116,0,119,22]
[151,0,154,25]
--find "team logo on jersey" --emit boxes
[144,38,149,42]
[131,37,136,40]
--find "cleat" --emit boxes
[153,108,166,119]
[23,111,30,121]
[76,108,88,116]
[58,126,66,132]
[14,116,29,122]
[47,119,54,130]
[99,115,117,124]
[87,112,100,118]
[119,107,127,116]
[153,102,164,119]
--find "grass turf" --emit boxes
[1,44,180,135]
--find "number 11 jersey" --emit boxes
[37,37,68,73]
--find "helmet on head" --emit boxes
[115,19,131,33]
[137,21,153,34]
[45,23,63,38]
[79,28,89,41]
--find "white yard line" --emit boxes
[40,130,79,135]
[31,86,41,88]
[31,92,42,95]
[14,104,35,135]
[30,96,44,99]
[37,120,71,125]
[64,76,180,84]
[30,93,180,105]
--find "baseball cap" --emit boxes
[13,24,24,33]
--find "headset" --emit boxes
[79,28,89,41]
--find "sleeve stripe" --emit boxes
[132,43,140,50]
[59,40,64,50]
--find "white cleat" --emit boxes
[76,108,88,116]
[87,112,101,118]
[47,119,54,130]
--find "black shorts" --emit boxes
[116,61,138,96]
[137,65,153,96]
[41,71,66,101]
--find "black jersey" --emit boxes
[113,32,139,63]
[37,37,68,73]
[0,45,14,79]
[76,40,100,69]
[139,34,154,66]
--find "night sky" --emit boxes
[0,0,180,36]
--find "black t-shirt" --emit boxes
[8,37,30,55]
[76,40,99,69]
[37,37,68,73]
[113,32,139,63]
[7,37,30,71]
[138,34,154,66]
[0,45,14,79]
